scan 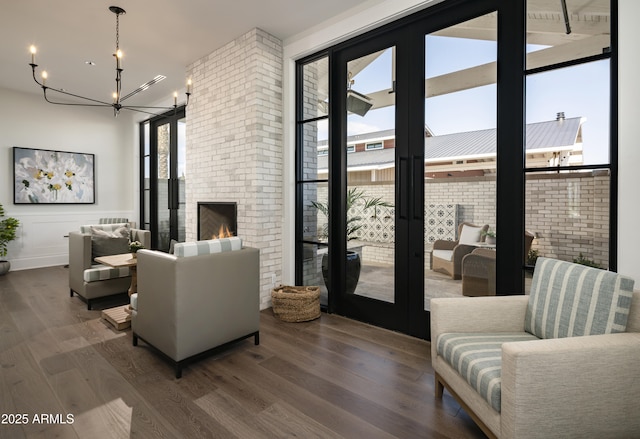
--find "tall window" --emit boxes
[139,107,187,250]
[295,56,330,306]
[525,0,613,273]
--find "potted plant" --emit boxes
[0,203,20,275]
[129,240,145,258]
[311,188,393,294]
[482,229,497,245]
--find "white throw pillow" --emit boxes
[458,225,482,245]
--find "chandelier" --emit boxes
[28,6,191,117]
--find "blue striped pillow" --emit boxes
[525,257,635,339]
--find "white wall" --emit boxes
[617,0,640,282]
[0,87,137,270]
[281,0,640,284]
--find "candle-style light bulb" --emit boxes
[41,70,48,86]
[116,49,123,69]
[173,91,178,106]
[186,78,192,94]
[30,45,37,64]
[112,92,118,103]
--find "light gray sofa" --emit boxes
[69,223,150,309]
[432,257,640,439]
[131,239,260,378]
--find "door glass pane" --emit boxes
[303,182,329,306]
[177,118,186,242]
[526,60,610,167]
[302,57,329,120]
[303,120,328,180]
[157,123,171,251]
[424,13,497,310]
[527,0,610,70]
[347,47,396,303]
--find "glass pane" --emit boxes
[526,60,610,167]
[525,169,610,292]
[302,120,328,180]
[177,118,187,242]
[527,0,610,70]
[302,182,329,306]
[424,12,497,311]
[143,156,150,190]
[302,57,329,120]
[143,189,150,231]
[347,47,395,303]
[157,123,171,251]
[143,122,150,155]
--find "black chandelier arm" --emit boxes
[42,87,113,107]
[32,63,113,106]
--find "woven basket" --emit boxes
[271,285,321,322]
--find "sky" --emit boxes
[335,34,611,165]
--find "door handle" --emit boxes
[399,157,409,219]
[413,156,423,220]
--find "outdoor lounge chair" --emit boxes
[461,231,534,296]
[431,222,489,279]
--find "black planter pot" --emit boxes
[321,250,361,295]
[0,260,10,276]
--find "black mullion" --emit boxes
[609,0,619,271]
[496,0,526,295]
[525,52,611,76]
[328,49,346,314]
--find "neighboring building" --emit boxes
[318,113,584,182]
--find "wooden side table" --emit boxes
[95,253,138,330]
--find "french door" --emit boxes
[298,0,505,340]
[140,108,186,251]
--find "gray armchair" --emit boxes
[68,223,150,309]
[431,222,489,279]
[432,258,640,438]
[131,240,260,378]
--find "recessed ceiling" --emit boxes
[1,0,377,111]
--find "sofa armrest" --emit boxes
[431,296,528,360]
[501,333,640,439]
[462,251,495,278]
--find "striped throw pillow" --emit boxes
[525,257,635,339]
[173,237,242,257]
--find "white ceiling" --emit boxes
[1,0,375,112]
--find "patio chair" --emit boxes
[431,222,489,279]
[461,231,534,296]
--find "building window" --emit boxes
[365,142,383,151]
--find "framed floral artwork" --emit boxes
[13,147,95,204]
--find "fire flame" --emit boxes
[212,224,234,239]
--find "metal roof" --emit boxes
[317,117,583,170]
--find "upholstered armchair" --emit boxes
[431,222,489,279]
[131,238,260,378]
[69,223,150,309]
[432,257,640,439]
[461,231,534,296]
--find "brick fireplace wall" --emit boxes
[186,28,283,309]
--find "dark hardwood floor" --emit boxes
[0,266,485,438]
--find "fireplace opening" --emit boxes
[197,202,237,240]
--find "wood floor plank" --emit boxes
[0,267,487,438]
[210,348,398,439]
[255,330,481,438]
